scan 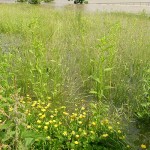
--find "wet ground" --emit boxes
[0,0,150,13]
[51,0,150,13]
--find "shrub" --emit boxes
[43,0,53,2]
[28,0,40,4]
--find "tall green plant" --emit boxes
[89,23,121,100]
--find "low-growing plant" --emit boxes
[0,86,26,149]
[135,67,150,124]
[2,94,130,150]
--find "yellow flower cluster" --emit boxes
[141,144,146,149]
[21,97,128,149]
[102,133,108,138]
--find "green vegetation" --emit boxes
[17,0,54,4]
[0,4,150,150]
[74,0,85,4]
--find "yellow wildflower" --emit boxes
[73,113,77,116]
[104,119,109,124]
[38,125,41,128]
[120,136,125,139]
[37,105,42,109]
[92,122,96,126]
[40,114,46,119]
[54,124,58,128]
[28,113,31,116]
[141,144,146,149]
[79,115,83,119]
[90,131,95,134]
[63,112,69,116]
[46,103,51,108]
[27,125,31,129]
[118,130,121,133]
[102,134,108,138]
[71,131,76,135]
[61,106,66,109]
[59,122,62,125]
[74,141,79,145]
[41,102,45,105]
[81,107,85,110]
[41,108,46,112]
[52,120,56,123]
[108,126,113,130]
[78,121,82,124]
[37,120,42,124]
[49,120,53,124]
[0,120,2,123]
[83,112,86,115]
[9,107,13,112]
[47,97,51,100]
[75,135,80,138]
[117,122,120,125]
[63,131,67,136]
[83,131,87,136]
[38,113,42,116]
[46,136,51,140]
[44,126,48,130]
[31,103,36,107]
[45,122,49,125]
[26,94,30,97]
[50,115,54,118]
[79,128,82,132]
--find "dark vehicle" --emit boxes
[74,0,84,4]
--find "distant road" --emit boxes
[0,0,15,3]
[1,0,150,4]
[89,0,150,3]
[0,0,150,13]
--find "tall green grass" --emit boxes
[1,4,149,102]
[0,4,150,149]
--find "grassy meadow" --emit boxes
[0,4,150,150]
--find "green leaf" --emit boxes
[2,131,15,142]
[21,130,44,139]
[90,76,100,83]
[104,67,113,72]
[0,122,14,130]
[25,138,34,147]
[105,86,114,89]
[89,90,97,94]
